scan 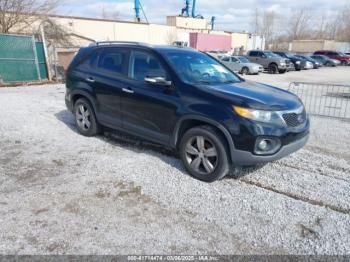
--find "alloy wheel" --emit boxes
[185,136,218,175]
[76,104,91,131]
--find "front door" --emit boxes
[120,50,179,145]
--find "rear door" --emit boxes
[248,51,259,63]
[120,50,180,145]
[90,47,129,127]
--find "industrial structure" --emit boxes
[0,0,265,81]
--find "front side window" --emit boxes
[237,57,250,63]
[164,51,241,84]
[97,48,126,74]
[231,57,239,63]
[129,51,168,81]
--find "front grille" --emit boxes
[282,110,306,127]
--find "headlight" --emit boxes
[233,106,284,125]
[296,61,301,64]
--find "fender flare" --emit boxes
[172,115,236,163]
[70,89,98,113]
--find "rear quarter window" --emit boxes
[76,51,98,70]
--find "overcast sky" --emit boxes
[57,0,350,32]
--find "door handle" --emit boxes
[86,77,95,83]
[122,88,134,94]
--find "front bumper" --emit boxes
[231,132,309,166]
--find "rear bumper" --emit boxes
[231,132,309,166]
[65,92,73,112]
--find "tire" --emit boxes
[341,61,347,66]
[278,69,287,74]
[268,63,278,74]
[325,61,331,67]
[73,98,101,137]
[179,126,230,183]
[241,67,249,75]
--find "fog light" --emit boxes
[258,140,268,150]
[254,137,281,155]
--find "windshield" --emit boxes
[164,51,241,84]
[237,57,250,63]
[264,52,280,58]
[285,53,296,59]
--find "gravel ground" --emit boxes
[0,67,349,255]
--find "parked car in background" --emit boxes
[273,51,305,71]
[65,42,309,182]
[310,55,340,67]
[246,50,291,74]
[219,55,263,75]
[313,50,350,66]
[345,52,350,56]
[294,55,322,69]
[207,50,228,59]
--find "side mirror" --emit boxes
[145,76,172,87]
[261,54,266,58]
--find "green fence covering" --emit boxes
[35,41,48,80]
[0,34,47,82]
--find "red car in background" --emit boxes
[314,50,350,66]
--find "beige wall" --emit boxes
[231,32,248,50]
[166,16,208,30]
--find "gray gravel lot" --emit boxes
[0,67,349,255]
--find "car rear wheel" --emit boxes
[341,61,347,66]
[179,126,230,183]
[74,98,101,137]
[268,63,278,74]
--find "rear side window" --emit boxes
[221,56,230,62]
[129,51,168,81]
[249,51,258,57]
[97,48,127,74]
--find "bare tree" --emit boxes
[287,9,312,40]
[0,0,59,33]
[336,6,350,41]
[261,10,276,45]
[251,7,260,34]
[250,8,277,48]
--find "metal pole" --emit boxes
[41,25,52,81]
[31,35,41,81]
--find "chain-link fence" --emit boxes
[0,33,47,83]
[288,82,350,120]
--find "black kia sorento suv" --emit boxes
[65,42,309,182]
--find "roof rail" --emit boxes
[90,41,149,47]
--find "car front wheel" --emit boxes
[179,126,230,182]
[241,67,249,75]
[74,98,101,136]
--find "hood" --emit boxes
[197,80,302,111]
